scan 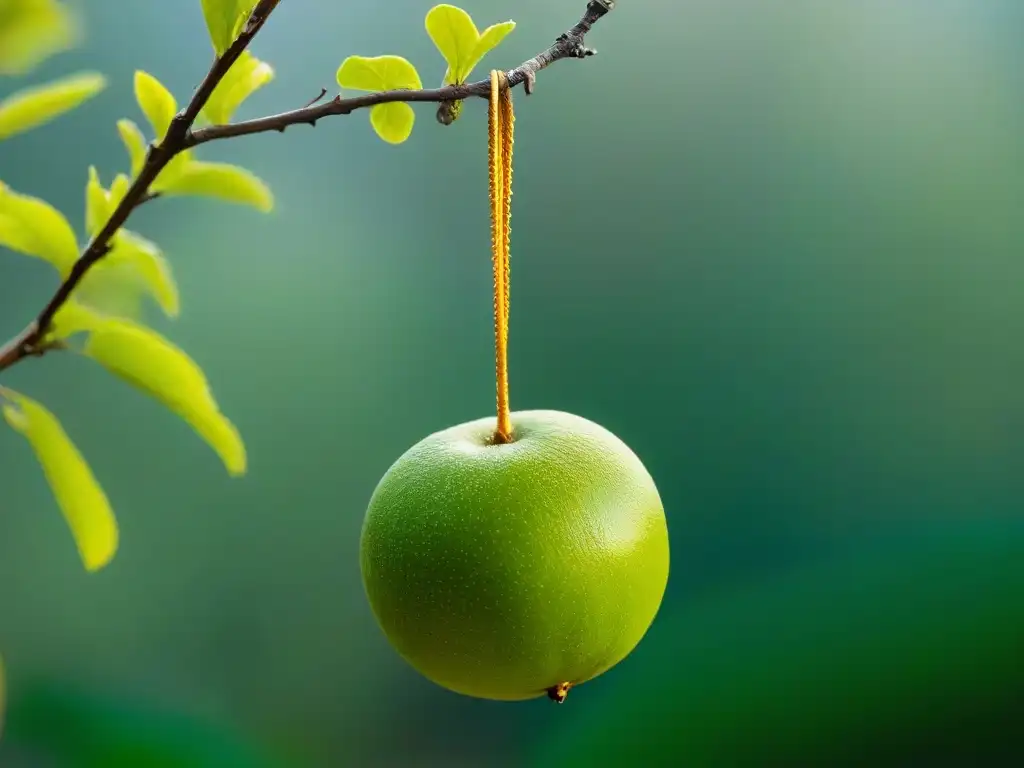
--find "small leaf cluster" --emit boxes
[338,3,515,143]
[0,1,281,574]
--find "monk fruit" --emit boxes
[360,72,669,702]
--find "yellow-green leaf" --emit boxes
[158,160,273,212]
[337,55,422,144]
[83,320,246,476]
[109,173,131,208]
[202,51,274,125]
[425,4,514,85]
[133,70,177,142]
[79,230,180,319]
[84,165,109,235]
[116,119,147,177]
[467,21,516,82]
[1,389,118,572]
[0,71,106,141]
[336,54,422,92]
[50,300,102,339]
[200,0,258,55]
[150,149,194,193]
[425,4,478,85]
[0,0,78,75]
[0,181,77,271]
[370,103,415,145]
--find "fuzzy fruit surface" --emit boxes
[360,409,670,701]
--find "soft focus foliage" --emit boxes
[58,309,248,477]
[0,5,275,575]
[0,71,106,140]
[1,390,118,571]
[203,51,275,125]
[0,0,76,75]
[200,0,259,55]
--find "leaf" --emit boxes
[0,71,106,141]
[200,0,259,55]
[425,4,478,85]
[82,319,247,476]
[1,389,118,572]
[370,103,416,145]
[116,119,147,177]
[78,169,179,319]
[83,232,180,319]
[0,0,78,75]
[50,300,102,339]
[336,54,422,92]
[0,181,78,272]
[150,149,194,193]
[425,4,515,85]
[202,51,274,125]
[84,165,109,235]
[133,70,177,142]
[467,21,516,82]
[157,160,273,212]
[336,55,422,144]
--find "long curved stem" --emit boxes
[489,70,514,443]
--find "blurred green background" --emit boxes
[2,0,1024,765]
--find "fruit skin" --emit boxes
[360,409,670,701]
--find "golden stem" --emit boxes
[489,70,514,443]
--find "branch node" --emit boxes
[524,72,537,95]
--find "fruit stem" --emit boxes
[488,70,515,444]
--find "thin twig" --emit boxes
[186,0,612,147]
[0,0,612,374]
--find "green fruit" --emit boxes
[360,409,670,702]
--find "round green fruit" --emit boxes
[360,409,670,702]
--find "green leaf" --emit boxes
[336,55,422,144]
[336,54,422,92]
[116,119,147,178]
[133,70,177,142]
[202,51,274,125]
[82,319,247,476]
[1,389,118,572]
[0,0,78,75]
[84,232,180,320]
[50,300,102,339]
[425,4,515,85]
[0,180,78,272]
[467,21,516,81]
[200,0,258,55]
[370,103,416,145]
[84,165,109,235]
[79,169,179,319]
[150,149,194,193]
[157,160,273,212]
[0,71,106,141]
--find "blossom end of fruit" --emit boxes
[547,681,572,703]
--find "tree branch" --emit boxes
[0,0,282,373]
[0,0,612,374]
[186,0,614,147]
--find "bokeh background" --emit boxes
[2,0,1024,764]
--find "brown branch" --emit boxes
[186,0,613,148]
[0,0,612,374]
[0,0,282,372]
